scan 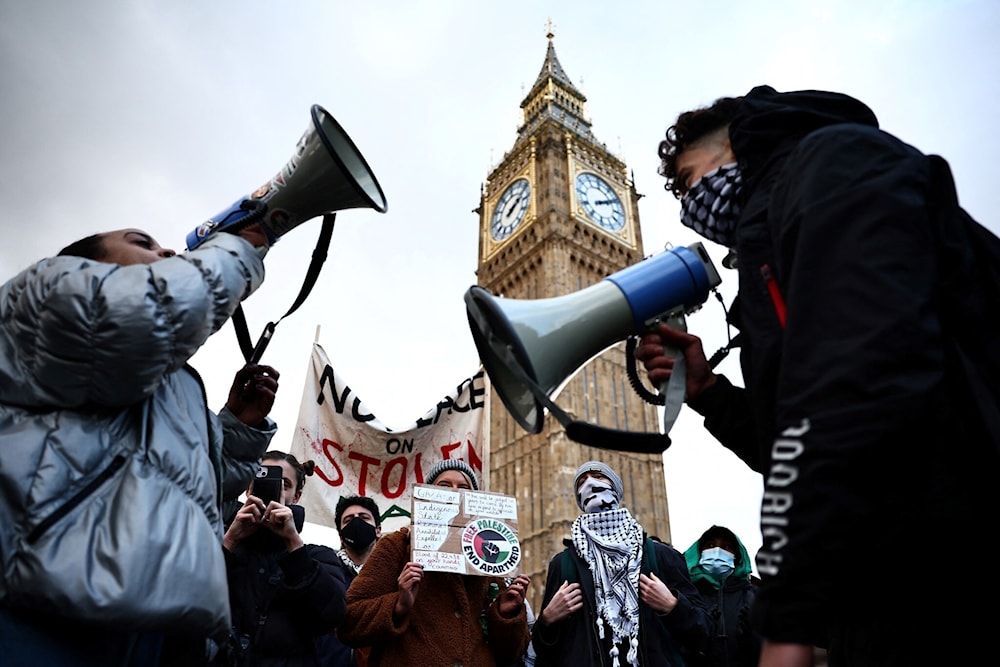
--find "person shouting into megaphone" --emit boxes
[0,223,282,666]
[637,85,1000,666]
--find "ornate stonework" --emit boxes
[474,31,672,611]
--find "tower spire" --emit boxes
[517,21,593,144]
[475,25,666,616]
[529,22,577,94]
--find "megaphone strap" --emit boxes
[482,321,672,455]
[232,306,255,362]
[232,214,336,364]
[564,421,673,455]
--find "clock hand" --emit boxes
[505,196,521,218]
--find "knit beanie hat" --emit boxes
[573,461,624,511]
[425,459,480,490]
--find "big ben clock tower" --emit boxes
[475,28,672,609]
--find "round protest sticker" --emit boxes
[461,518,521,575]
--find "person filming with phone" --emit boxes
[222,451,348,667]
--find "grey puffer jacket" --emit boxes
[0,232,276,641]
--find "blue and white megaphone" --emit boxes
[186,104,388,250]
[464,242,721,453]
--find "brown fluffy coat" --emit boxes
[339,527,529,666]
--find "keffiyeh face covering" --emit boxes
[680,161,743,247]
[577,477,621,514]
[571,507,644,667]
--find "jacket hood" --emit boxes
[730,85,879,180]
[684,525,754,589]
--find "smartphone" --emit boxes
[253,465,284,507]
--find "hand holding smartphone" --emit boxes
[253,465,284,507]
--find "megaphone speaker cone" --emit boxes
[464,242,722,443]
[309,105,388,214]
[186,104,387,250]
[466,285,544,433]
[255,105,388,238]
[465,281,635,433]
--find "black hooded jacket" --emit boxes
[685,86,1000,650]
[682,526,760,667]
[224,506,348,667]
[532,537,711,666]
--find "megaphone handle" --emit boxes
[659,310,688,434]
[249,322,277,365]
[660,354,686,435]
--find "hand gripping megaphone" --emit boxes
[185,104,388,250]
[464,242,721,454]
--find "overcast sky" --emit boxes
[3,1,997,561]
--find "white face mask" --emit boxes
[699,546,736,579]
[577,477,620,513]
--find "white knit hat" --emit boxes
[425,459,480,490]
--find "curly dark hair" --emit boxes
[657,96,742,199]
[335,495,382,533]
[262,450,315,496]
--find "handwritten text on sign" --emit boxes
[410,483,521,577]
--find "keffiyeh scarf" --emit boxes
[337,548,362,576]
[571,507,644,667]
[679,161,743,247]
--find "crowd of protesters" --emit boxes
[4,80,996,667]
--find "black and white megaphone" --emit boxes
[186,105,388,366]
[465,242,721,454]
[185,104,388,250]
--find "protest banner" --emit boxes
[289,343,489,540]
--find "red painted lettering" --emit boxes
[381,457,408,498]
[349,451,381,496]
[466,439,483,477]
[314,438,344,487]
[440,441,461,460]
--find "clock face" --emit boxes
[491,178,531,242]
[575,173,625,232]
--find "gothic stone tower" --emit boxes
[475,31,672,609]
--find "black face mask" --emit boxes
[340,517,377,551]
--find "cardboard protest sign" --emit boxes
[410,483,521,577]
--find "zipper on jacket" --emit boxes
[716,584,728,639]
[760,264,787,329]
[26,454,128,544]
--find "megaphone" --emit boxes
[464,242,721,453]
[185,104,388,250]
